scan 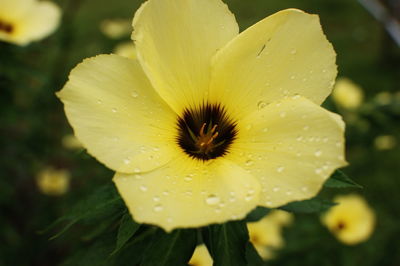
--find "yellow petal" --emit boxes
[189,244,213,266]
[13,1,61,45]
[209,9,337,118]
[132,0,239,113]
[57,54,179,174]
[321,194,375,245]
[113,158,261,231]
[0,0,34,21]
[114,41,137,59]
[227,97,347,207]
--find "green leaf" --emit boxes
[140,229,197,266]
[280,198,337,213]
[246,242,265,266]
[112,212,140,255]
[202,221,249,266]
[245,207,271,222]
[47,183,125,239]
[324,170,363,189]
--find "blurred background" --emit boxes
[1,0,399,265]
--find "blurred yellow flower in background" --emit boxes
[321,194,375,245]
[36,167,70,196]
[247,210,293,260]
[100,18,131,39]
[332,78,364,109]
[62,134,83,150]
[114,42,137,59]
[374,135,397,150]
[58,0,346,231]
[188,244,213,266]
[0,0,60,45]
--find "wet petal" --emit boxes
[113,158,260,231]
[132,0,238,113]
[0,0,34,21]
[227,97,346,207]
[57,54,179,173]
[209,9,336,118]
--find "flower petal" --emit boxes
[14,1,61,45]
[0,0,34,21]
[227,97,346,207]
[113,158,261,231]
[57,54,179,173]
[209,9,337,118]
[132,0,239,113]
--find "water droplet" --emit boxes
[134,174,142,180]
[184,176,192,182]
[290,49,297,55]
[245,194,254,201]
[153,196,160,202]
[154,204,163,212]
[133,167,141,173]
[245,159,254,166]
[301,186,309,192]
[290,75,295,80]
[302,78,307,82]
[167,217,173,223]
[315,168,323,175]
[335,141,342,147]
[205,194,220,205]
[123,158,131,165]
[246,124,252,130]
[272,187,280,192]
[322,69,327,73]
[280,111,286,118]
[131,91,139,98]
[303,125,309,131]
[322,137,329,143]
[262,127,268,132]
[257,101,267,109]
[162,191,169,196]
[152,146,160,151]
[139,185,147,192]
[277,166,285,173]
[296,152,302,157]
[112,108,117,113]
[315,149,322,157]
[265,201,273,205]
[296,135,303,142]
[97,99,103,104]
[292,94,300,100]
[286,190,293,196]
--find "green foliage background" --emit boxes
[1,0,399,265]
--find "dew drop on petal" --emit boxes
[133,167,141,173]
[290,49,297,55]
[277,166,285,173]
[134,174,142,180]
[315,168,323,175]
[246,124,252,130]
[272,187,280,192]
[139,185,147,192]
[131,91,139,98]
[162,190,169,196]
[97,99,103,104]
[245,159,254,166]
[123,158,131,165]
[205,194,220,205]
[167,217,173,223]
[153,196,160,202]
[315,149,322,157]
[257,101,267,109]
[280,111,286,118]
[286,190,293,196]
[303,125,309,131]
[153,204,163,212]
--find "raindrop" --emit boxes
[303,125,309,131]
[162,191,169,196]
[301,186,309,192]
[290,49,297,55]
[257,101,267,109]
[134,174,142,180]
[153,204,163,212]
[315,168,323,175]
[131,91,139,98]
[245,194,254,201]
[276,166,285,173]
[133,167,141,173]
[315,150,322,157]
[245,159,254,166]
[290,75,296,80]
[322,137,329,143]
[292,94,300,100]
[97,99,103,104]
[153,196,160,202]
[123,158,131,165]
[296,135,303,142]
[286,190,293,196]
[139,185,147,192]
[167,217,173,223]
[335,141,342,147]
[262,127,268,132]
[322,69,327,73]
[112,108,117,113]
[205,194,220,205]
[184,176,192,182]
[280,111,286,118]
[272,187,280,192]
[265,201,273,205]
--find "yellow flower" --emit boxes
[331,78,364,109]
[374,135,397,150]
[36,167,70,196]
[188,244,213,266]
[100,19,131,39]
[0,0,61,46]
[247,210,293,260]
[57,0,346,231]
[321,194,375,245]
[113,42,137,59]
[62,134,83,150]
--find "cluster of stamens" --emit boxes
[176,103,237,161]
[0,20,13,33]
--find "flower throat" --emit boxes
[176,103,237,161]
[0,20,13,33]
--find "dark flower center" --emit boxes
[0,20,13,34]
[176,103,237,161]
